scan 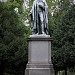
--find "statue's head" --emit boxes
[35,0,46,3]
[37,0,43,2]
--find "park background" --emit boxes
[0,0,75,75]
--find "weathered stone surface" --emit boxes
[25,35,55,75]
[25,63,54,75]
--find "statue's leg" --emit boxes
[40,13,45,34]
[38,13,42,34]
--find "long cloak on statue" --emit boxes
[30,0,48,34]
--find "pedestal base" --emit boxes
[25,63,54,75]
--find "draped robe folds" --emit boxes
[30,0,48,34]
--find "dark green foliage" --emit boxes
[52,4,75,73]
[0,2,29,75]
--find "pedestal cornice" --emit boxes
[27,35,53,41]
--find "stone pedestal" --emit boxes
[25,35,55,75]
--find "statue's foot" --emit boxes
[36,33,39,35]
[42,32,46,34]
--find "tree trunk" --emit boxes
[55,70,58,75]
[0,60,4,75]
[65,68,67,75]
[58,71,60,75]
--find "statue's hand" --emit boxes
[39,5,45,10]
[29,13,33,21]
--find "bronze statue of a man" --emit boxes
[30,0,48,34]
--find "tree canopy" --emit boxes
[0,1,30,75]
[52,3,75,75]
